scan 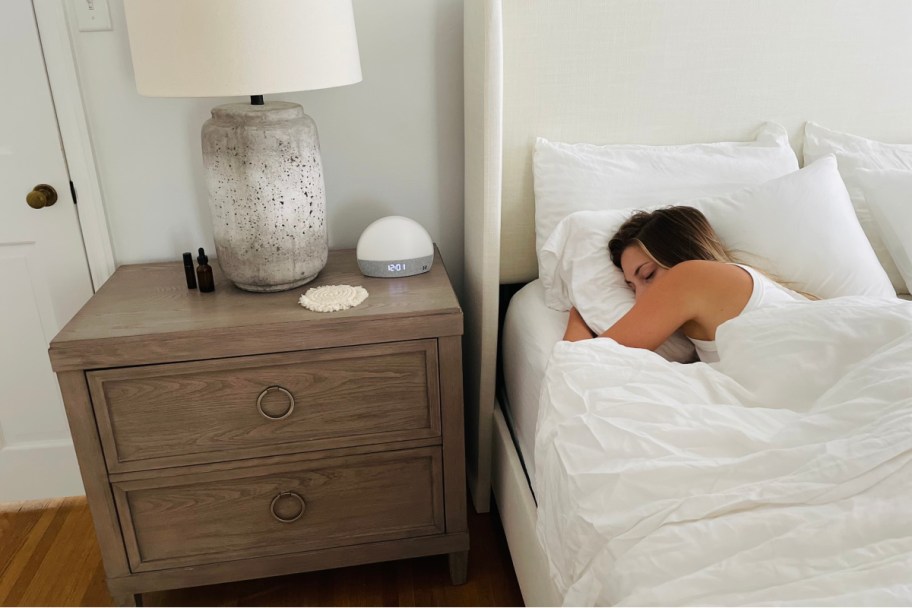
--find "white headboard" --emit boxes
[463,0,912,511]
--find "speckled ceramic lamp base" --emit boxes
[202,101,328,292]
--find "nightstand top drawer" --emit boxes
[88,341,441,473]
[49,248,461,371]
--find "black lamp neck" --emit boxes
[250,95,264,106]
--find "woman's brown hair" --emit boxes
[608,206,733,269]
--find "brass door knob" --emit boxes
[26,184,58,210]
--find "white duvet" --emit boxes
[535,297,912,606]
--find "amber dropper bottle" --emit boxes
[196,247,215,292]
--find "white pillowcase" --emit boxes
[540,156,895,362]
[854,169,912,294]
[541,208,698,362]
[804,122,912,293]
[533,122,799,263]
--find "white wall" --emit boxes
[69,0,465,295]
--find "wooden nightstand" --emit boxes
[49,247,468,606]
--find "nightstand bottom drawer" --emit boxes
[113,447,445,572]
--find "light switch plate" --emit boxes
[74,0,112,32]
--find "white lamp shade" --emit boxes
[123,0,362,97]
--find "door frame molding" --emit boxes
[33,0,115,290]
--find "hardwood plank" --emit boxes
[396,563,418,606]
[17,498,99,606]
[0,499,71,605]
[80,559,115,607]
[0,496,523,607]
[0,500,47,581]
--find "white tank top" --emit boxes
[689,264,805,363]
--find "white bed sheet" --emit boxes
[502,279,567,491]
[536,296,912,606]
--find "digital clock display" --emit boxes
[357,256,430,278]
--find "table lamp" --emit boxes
[123,0,362,292]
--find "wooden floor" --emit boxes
[0,496,523,607]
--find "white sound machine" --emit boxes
[356,216,434,278]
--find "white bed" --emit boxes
[463,1,912,605]
[501,279,565,490]
[537,298,912,605]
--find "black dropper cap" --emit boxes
[197,247,209,265]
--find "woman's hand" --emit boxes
[563,307,596,342]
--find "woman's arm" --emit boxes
[562,267,697,346]
[561,261,751,351]
[599,289,694,350]
[562,306,596,342]
[599,261,724,350]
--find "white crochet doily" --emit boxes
[298,284,368,312]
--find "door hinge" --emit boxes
[69,181,77,205]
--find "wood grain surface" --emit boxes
[55,371,132,578]
[0,497,523,607]
[114,448,444,572]
[48,247,469,602]
[88,341,440,472]
[49,248,462,371]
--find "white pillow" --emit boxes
[854,169,912,294]
[804,122,912,293]
[541,209,698,362]
[540,156,895,362]
[533,122,799,263]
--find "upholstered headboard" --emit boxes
[463,0,912,511]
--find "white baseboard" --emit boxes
[0,441,85,501]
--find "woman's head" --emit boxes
[608,206,732,297]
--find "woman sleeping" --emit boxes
[562,206,806,362]
[541,207,912,606]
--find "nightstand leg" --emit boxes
[448,550,469,585]
[111,592,142,607]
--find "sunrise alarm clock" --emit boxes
[357,216,434,278]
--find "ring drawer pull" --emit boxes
[270,491,306,523]
[256,386,295,420]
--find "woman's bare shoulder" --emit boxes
[662,260,752,295]
[666,259,744,278]
[667,259,724,271]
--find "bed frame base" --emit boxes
[492,401,562,606]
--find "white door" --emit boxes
[0,0,95,500]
